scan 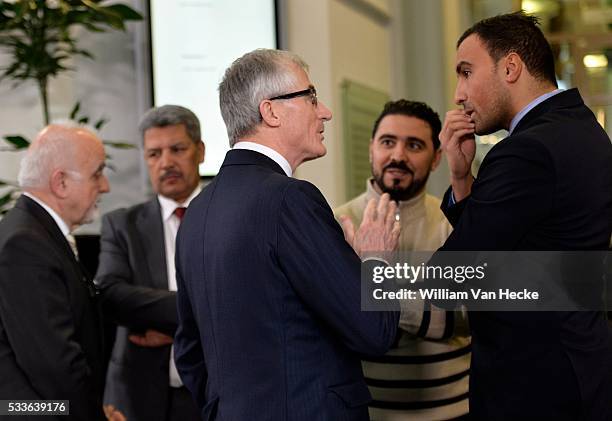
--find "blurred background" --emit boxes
[1,0,610,234]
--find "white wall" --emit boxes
[289,0,392,207]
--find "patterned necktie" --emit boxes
[66,234,79,260]
[174,206,187,222]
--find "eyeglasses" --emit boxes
[269,85,318,106]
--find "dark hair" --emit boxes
[139,105,201,144]
[458,11,557,87]
[371,100,442,150]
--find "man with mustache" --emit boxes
[334,100,470,420]
[96,105,203,421]
[0,123,115,420]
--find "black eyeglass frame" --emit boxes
[269,85,317,105]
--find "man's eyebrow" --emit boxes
[456,60,471,74]
[377,133,398,140]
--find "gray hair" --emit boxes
[18,122,94,189]
[138,105,201,144]
[219,49,308,146]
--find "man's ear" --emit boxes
[430,148,443,172]
[503,52,522,83]
[368,139,374,163]
[197,140,205,164]
[49,169,69,199]
[259,100,281,128]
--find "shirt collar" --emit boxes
[509,89,564,134]
[233,141,293,177]
[23,192,71,236]
[158,184,202,221]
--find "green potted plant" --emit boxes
[0,0,143,214]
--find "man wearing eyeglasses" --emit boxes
[173,49,401,420]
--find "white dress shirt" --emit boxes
[22,192,77,257]
[157,186,201,388]
[233,141,293,177]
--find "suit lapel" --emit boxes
[16,195,76,263]
[16,195,98,297]
[136,198,168,289]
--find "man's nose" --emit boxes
[454,81,466,106]
[317,100,332,122]
[160,150,174,168]
[100,174,110,193]
[390,142,408,162]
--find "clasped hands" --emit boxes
[128,329,173,347]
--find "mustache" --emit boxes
[160,169,183,181]
[383,161,413,175]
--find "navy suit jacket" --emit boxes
[174,149,399,421]
[439,89,612,420]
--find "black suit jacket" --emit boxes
[96,198,178,421]
[440,89,612,420]
[0,195,105,420]
[174,149,399,421]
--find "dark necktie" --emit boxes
[174,206,187,221]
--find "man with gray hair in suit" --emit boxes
[96,105,204,421]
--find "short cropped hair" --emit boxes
[219,49,308,146]
[371,100,442,150]
[138,105,201,144]
[458,11,557,87]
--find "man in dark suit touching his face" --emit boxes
[439,11,612,421]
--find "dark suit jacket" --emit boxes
[174,149,399,421]
[439,89,612,420]
[96,198,178,421]
[0,195,105,420]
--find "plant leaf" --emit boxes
[103,140,135,149]
[0,189,15,209]
[104,4,143,21]
[94,118,107,130]
[3,135,29,149]
[70,101,81,119]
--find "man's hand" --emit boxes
[128,329,173,347]
[103,404,126,421]
[340,193,400,258]
[439,109,476,201]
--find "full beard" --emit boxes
[373,171,430,202]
